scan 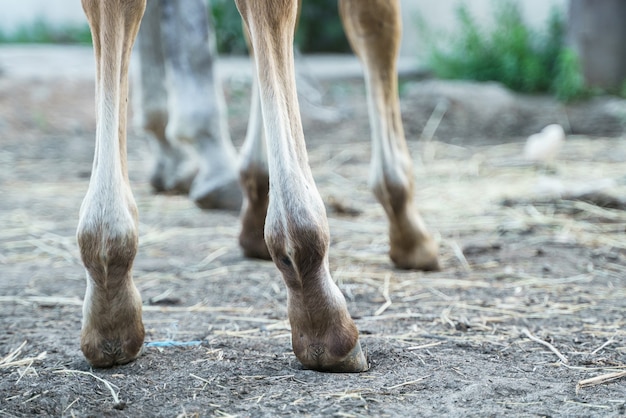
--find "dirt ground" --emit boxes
[1,49,626,417]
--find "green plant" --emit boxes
[295,0,351,53]
[210,0,350,54]
[553,48,586,101]
[0,17,92,44]
[421,0,586,101]
[210,0,248,54]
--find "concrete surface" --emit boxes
[0,45,422,82]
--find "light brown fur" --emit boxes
[78,0,146,367]
[79,0,437,372]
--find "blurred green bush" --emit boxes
[212,0,351,54]
[419,0,586,101]
[0,17,92,44]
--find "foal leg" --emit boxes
[78,0,146,367]
[134,0,198,194]
[160,0,242,210]
[235,0,368,372]
[339,0,440,270]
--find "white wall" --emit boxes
[0,1,85,33]
[0,0,568,58]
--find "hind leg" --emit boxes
[160,0,242,210]
[134,0,198,194]
[340,0,439,270]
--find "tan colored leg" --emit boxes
[77,0,146,367]
[234,0,368,372]
[238,59,271,259]
[340,0,439,270]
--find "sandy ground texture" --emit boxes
[1,46,626,417]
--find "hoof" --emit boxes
[239,232,271,260]
[390,234,440,271]
[238,167,270,259]
[190,177,243,211]
[299,338,369,373]
[239,201,271,259]
[391,249,440,271]
[291,311,369,373]
[81,327,145,368]
[150,170,195,195]
[79,273,145,368]
[149,148,198,195]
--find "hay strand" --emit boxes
[0,341,47,370]
[385,375,431,390]
[522,328,568,364]
[374,273,392,316]
[54,369,120,405]
[590,335,617,355]
[576,370,626,392]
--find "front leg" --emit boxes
[235,0,368,372]
[78,0,146,367]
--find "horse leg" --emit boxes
[160,0,242,210]
[340,0,440,270]
[134,0,198,194]
[78,0,146,367]
[235,0,368,372]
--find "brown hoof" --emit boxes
[150,170,195,195]
[298,338,369,373]
[390,234,440,271]
[81,328,145,368]
[239,233,271,260]
[239,208,271,259]
[149,150,198,195]
[238,167,270,259]
[190,178,243,211]
[78,277,145,368]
